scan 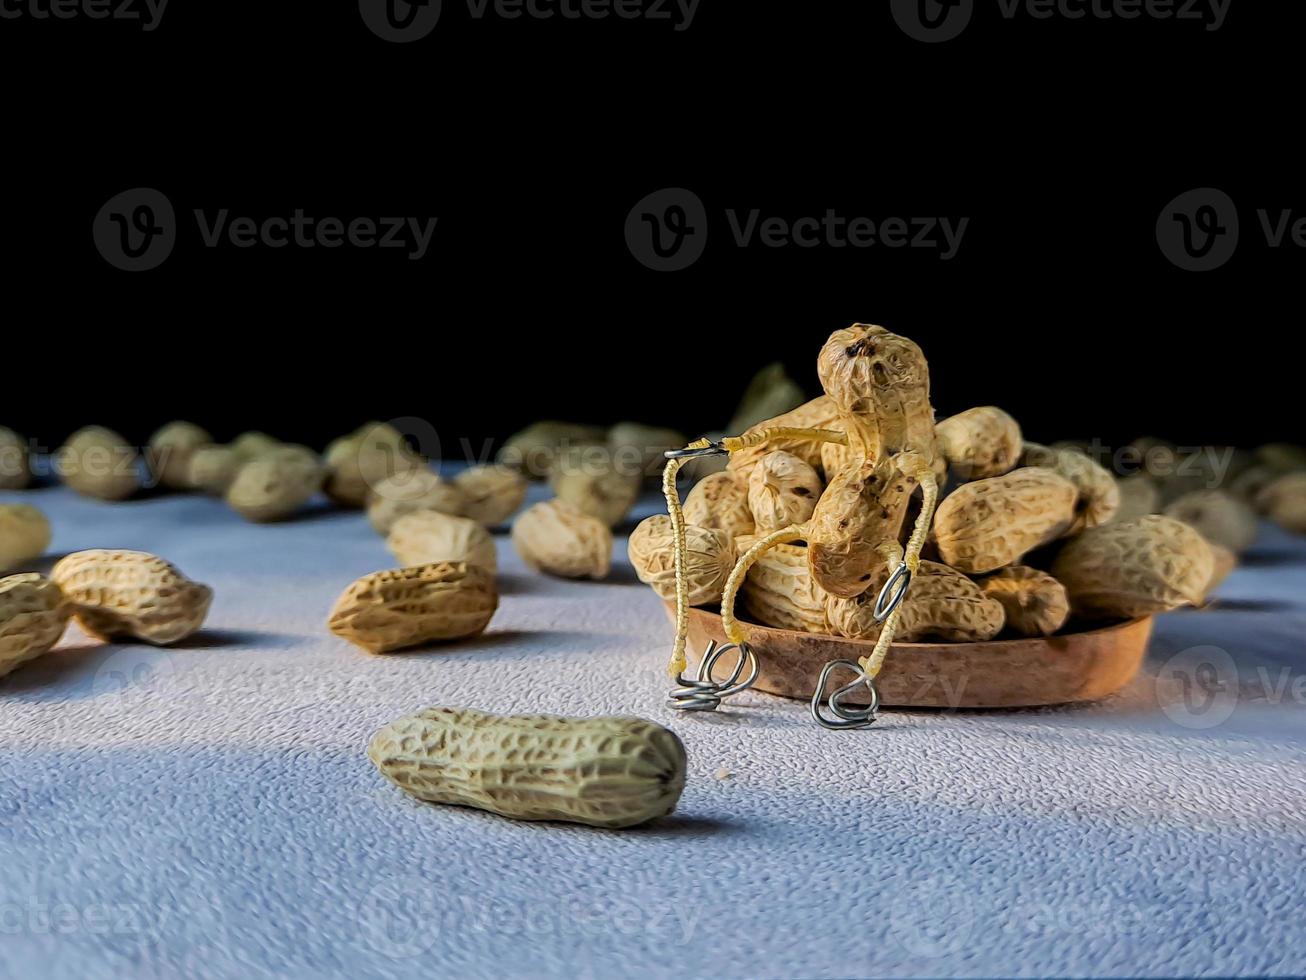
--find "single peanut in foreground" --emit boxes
[0,573,70,679]
[329,562,497,654]
[934,469,1078,574]
[1051,515,1214,620]
[58,426,141,501]
[0,504,52,573]
[50,550,213,645]
[386,510,498,574]
[511,500,612,580]
[977,566,1069,637]
[453,465,527,526]
[627,515,733,607]
[368,706,686,829]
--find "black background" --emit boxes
[1,0,1297,458]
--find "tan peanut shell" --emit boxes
[682,471,754,541]
[0,427,31,490]
[736,536,829,634]
[325,422,423,507]
[511,500,612,579]
[366,470,467,535]
[726,361,807,435]
[1022,442,1120,532]
[50,550,213,645]
[58,426,140,501]
[1256,472,1306,534]
[549,465,640,528]
[627,515,733,607]
[230,431,281,461]
[1111,474,1160,524]
[187,445,241,495]
[825,560,1005,643]
[977,566,1069,637]
[727,396,841,485]
[808,325,937,598]
[328,562,497,654]
[386,511,498,574]
[608,422,688,480]
[936,406,1023,480]
[147,421,213,490]
[934,469,1078,574]
[1164,489,1258,554]
[821,425,947,493]
[1051,515,1214,620]
[0,504,52,573]
[1204,541,1236,600]
[498,421,607,480]
[0,573,70,679]
[226,448,324,522]
[453,465,527,526]
[368,707,686,829]
[747,451,822,534]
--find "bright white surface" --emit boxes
[3,482,1305,979]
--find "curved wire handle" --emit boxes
[667,640,760,712]
[873,562,913,623]
[810,659,880,730]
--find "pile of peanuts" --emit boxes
[624,324,1306,644]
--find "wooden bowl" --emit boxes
[668,604,1153,709]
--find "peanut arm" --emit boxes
[720,524,807,646]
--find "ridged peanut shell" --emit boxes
[0,573,70,678]
[736,536,829,634]
[977,566,1069,637]
[1022,442,1120,532]
[1204,542,1236,600]
[50,550,213,645]
[1164,489,1258,555]
[386,511,498,574]
[1051,516,1214,620]
[825,560,1005,643]
[368,707,685,829]
[936,407,1023,480]
[0,504,52,573]
[0,427,31,490]
[627,515,734,607]
[58,426,140,501]
[453,465,527,526]
[511,500,611,579]
[366,470,467,535]
[328,562,498,654]
[747,451,822,534]
[934,469,1078,574]
[682,471,754,541]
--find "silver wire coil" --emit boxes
[667,640,759,712]
[810,659,880,730]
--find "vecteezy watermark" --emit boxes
[892,0,1230,42]
[625,187,969,272]
[0,898,158,938]
[1158,645,1306,730]
[93,188,438,270]
[356,876,696,958]
[1158,187,1306,272]
[0,0,168,31]
[359,0,698,41]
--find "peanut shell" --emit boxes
[977,565,1069,637]
[366,470,467,535]
[147,421,213,490]
[1022,442,1120,532]
[682,471,754,542]
[453,465,528,526]
[58,426,140,501]
[50,550,213,645]
[0,573,70,678]
[627,515,733,607]
[511,500,612,580]
[747,451,822,534]
[328,562,497,654]
[386,510,498,574]
[0,427,31,490]
[1164,489,1258,555]
[936,406,1023,480]
[0,504,51,573]
[934,469,1078,574]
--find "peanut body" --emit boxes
[511,500,612,579]
[628,515,733,607]
[936,407,1023,480]
[747,451,822,534]
[386,511,498,574]
[977,566,1069,637]
[934,469,1078,574]
[1164,489,1258,554]
[329,562,497,653]
[453,465,527,526]
[58,426,140,501]
[0,573,70,678]
[366,470,467,535]
[51,550,213,645]
[825,560,1005,643]
[0,504,51,573]
[1022,443,1120,532]
[682,471,754,542]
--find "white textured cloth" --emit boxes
[2,482,1305,979]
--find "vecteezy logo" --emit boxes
[359,0,442,42]
[624,188,708,272]
[92,188,176,271]
[1158,645,1238,730]
[890,0,974,42]
[1156,188,1239,272]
